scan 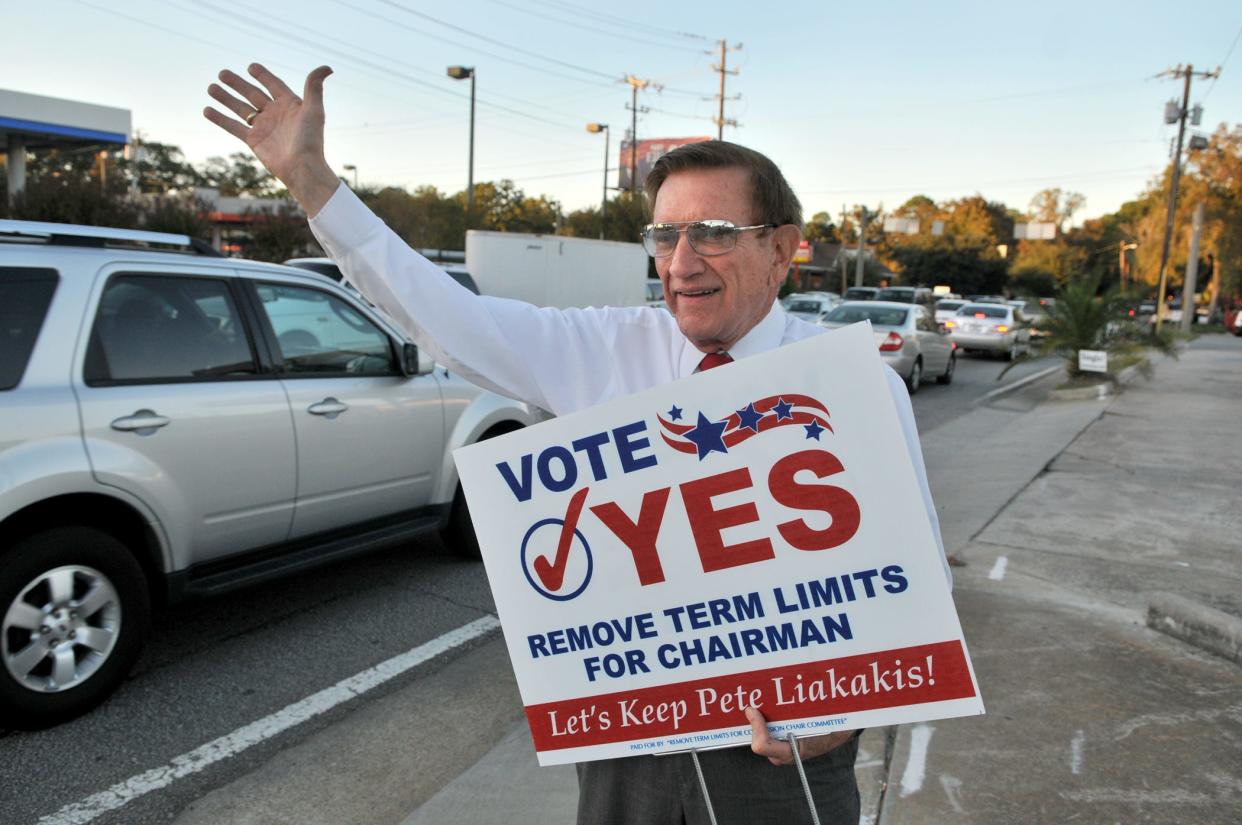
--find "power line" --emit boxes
[1201,22,1240,101]
[233,0,576,120]
[330,0,619,90]
[486,0,708,54]
[185,0,578,130]
[529,0,711,43]
[373,0,622,82]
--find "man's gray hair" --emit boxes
[644,140,804,230]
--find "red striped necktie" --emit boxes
[697,351,733,372]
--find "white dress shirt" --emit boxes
[309,184,949,583]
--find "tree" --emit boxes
[141,195,213,238]
[802,211,839,244]
[128,139,201,193]
[465,180,560,234]
[1012,275,1177,381]
[245,203,316,262]
[365,185,465,250]
[2,146,140,226]
[200,152,279,197]
[1028,187,1085,231]
[562,193,648,244]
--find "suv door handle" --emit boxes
[111,410,170,433]
[307,398,349,418]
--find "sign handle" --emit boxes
[787,733,822,825]
[689,749,721,825]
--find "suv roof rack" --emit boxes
[0,220,223,257]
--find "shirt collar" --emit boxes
[677,300,787,377]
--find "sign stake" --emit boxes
[689,749,721,825]
[788,733,823,825]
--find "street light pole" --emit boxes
[447,65,476,225]
[343,164,357,189]
[586,123,610,239]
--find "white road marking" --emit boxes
[37,616,501,825]
[939,775,965,813]
[988,556,1008,581]
[1070,729,1085,775]
[899,723,934,797]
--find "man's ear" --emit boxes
[771,224,802,271]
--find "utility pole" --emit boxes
[624,75,653,195]
[1180,202,1205,333]
[712,40,741,140]
[1154,63,1220,331]
[854,207,872,288]
[1119,241,1137,292]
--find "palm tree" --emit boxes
[1009,276,1178,381]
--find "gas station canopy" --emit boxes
[2,88,131,197]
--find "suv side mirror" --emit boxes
[401,343,420,376]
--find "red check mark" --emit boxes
[533,487,590,592]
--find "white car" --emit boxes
[819,301,955,392]
[946,303,1032,360]
[934,298,969,326]
[782,292,841,322]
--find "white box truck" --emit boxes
[465,230,648,308]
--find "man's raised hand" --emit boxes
[203,63,341,217]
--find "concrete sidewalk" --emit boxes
[876,335,1242,824]
[403,340,1242,824]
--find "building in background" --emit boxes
[1,88,131,205]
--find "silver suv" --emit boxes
[0,220,545,728]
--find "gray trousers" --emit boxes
[574,735,860,825]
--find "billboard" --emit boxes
[618,136,713,191]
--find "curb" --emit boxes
[975,364,1062,404]
[1047,361,1147,401]
[1147,592,1242,666]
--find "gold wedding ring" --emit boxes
[245,109,259,125]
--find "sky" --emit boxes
[8,0,1242,226]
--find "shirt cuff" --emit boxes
[307,182,378,251]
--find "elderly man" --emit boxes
[205,64,946,825]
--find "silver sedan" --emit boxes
[818,300,956,392]
[946,303,1032,360]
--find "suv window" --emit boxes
[0,268,59,391]
[256,283,397,376]
[85,275,258,385]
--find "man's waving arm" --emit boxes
[203,64,624,413]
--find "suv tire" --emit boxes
[442,486,482,560]
[0,527,151,729]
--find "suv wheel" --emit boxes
[0,527,150,729]
[442,486,482,560]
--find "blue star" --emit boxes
[735,403,764,432]
[804,420,826,440]
[773,398,795,420]
[684,412,729,460]
[667,404,683,422]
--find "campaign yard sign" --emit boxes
[453,322,984,766]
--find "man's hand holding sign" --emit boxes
[204,63,980,825]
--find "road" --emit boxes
[0,353,1060,825]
